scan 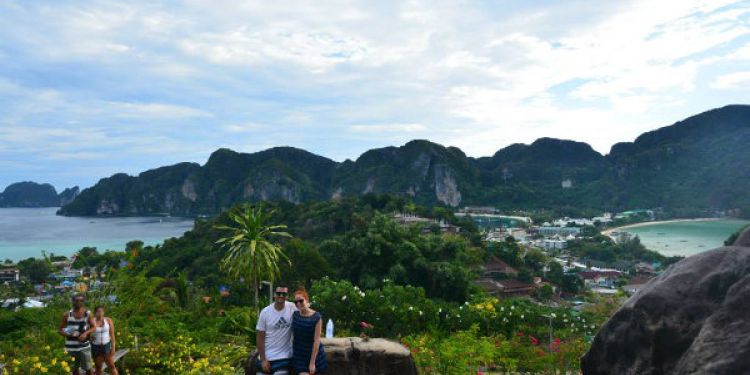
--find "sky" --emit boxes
[1,0,749,191]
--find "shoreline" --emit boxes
[602,218,723,236]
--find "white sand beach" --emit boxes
[602,218,722,236]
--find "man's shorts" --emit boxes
[255,357,292,375]
[69,348,93,371]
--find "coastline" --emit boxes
[602,218,723,236]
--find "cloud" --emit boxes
[109,102,212,119]
[222,123,267,133]
[349,123,426,133]
[710,71,750,89]
[0,0,748,189]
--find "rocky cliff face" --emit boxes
[57,186,80,206]
[581,226,750,375]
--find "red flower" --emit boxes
[516,332,525,337]
[529,336,539,346]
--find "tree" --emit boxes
[17,258,54,283]
[535,284,554,301]
[562,274,583,293]
[546,261,564,285]
[215,204,292,309]
[524,249,547,273]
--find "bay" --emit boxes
[0,207,194,261]
[620,219,750,257]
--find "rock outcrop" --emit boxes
[245,337,417,375]
[581,226,750,375]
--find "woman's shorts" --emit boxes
[91,341,112,357]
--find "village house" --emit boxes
[622,275,654,296]
[481,256,518,278]
[474,278,535,298]
[392,213,461,234]
[0,268,20,283]
[635,262,657,275]
[577,270,622,289]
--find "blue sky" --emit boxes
[1,0,749,191]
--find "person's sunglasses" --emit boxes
[275,292,288,296]
[294,299,305,305]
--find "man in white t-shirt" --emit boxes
[256,286,297,375]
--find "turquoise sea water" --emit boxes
[0,207,194,261]
[622,219,750,257]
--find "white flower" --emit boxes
[551,313,556,318]
[465,301,470,305]
[500,307,504,311]
[408,306,414,311]
[419,311,423,316]
[511,305,515,310]
[520,314,524,319]
[341,295,347,301]
[564,319,568,323]
[438,308,442,313]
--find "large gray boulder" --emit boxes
[245,337,417,375]
[581,226,750,374]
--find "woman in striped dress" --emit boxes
[292,289,328,375]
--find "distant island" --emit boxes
[0,181,79,208]
[56,104,750,217]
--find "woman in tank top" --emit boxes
[91,306,118,375]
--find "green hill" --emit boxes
[58,105,750,216]
[0,181,79,207]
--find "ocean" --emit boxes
[0,207,194,261]
[621,219,750,257]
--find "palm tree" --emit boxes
[215,204,292,308]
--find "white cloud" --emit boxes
[109,102,211,119]
[0,0,749,188]
[711,71,750,89]
[222,123,267,133]
[349,123,427,133]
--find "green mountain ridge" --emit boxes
[0,181,79,207]
[57,104,750,216]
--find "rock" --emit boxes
[581,227,750,375]
[244,337,417,375]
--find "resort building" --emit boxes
[578,271,622,289]
[0,268,20,283]
[474,278,535,298]
[537,226,581,237]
